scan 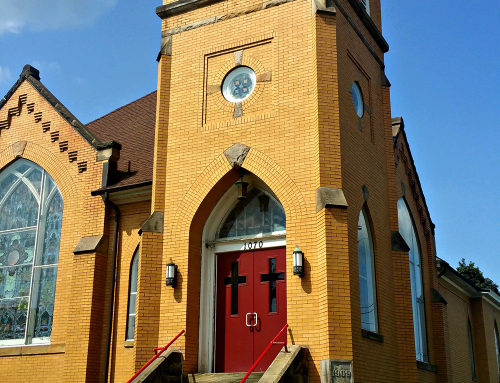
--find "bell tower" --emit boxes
[147,0,420,381]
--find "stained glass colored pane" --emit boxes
[40,193,63,265]
[0,181,40,231]
[26,168,43,194]
[0,297,28,340]
[218,189,286,239]
[222,67,256,103]
[0,230,36,267]
[0,173,17,202]
[0,265,32,299]
[33,267,57,338]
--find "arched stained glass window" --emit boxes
[218,188,285,240]
[126,249,139,341]
[358,208,377,332]
[397,198,428,362]
[0,159,63,345]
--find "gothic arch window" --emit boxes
[217,188,285,240]
[126,248,139,341]
[358,207,378,332]
[0,159,63,345]
[495,321,500,380]
[397,198,428,361]
[468,318,477,380]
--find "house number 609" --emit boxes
[243,241,263,250]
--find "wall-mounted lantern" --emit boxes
[235,174,248,200]
[293,246,304,277]
[166,259,177,287]
[258,194,270,212]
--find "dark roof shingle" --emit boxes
[86,91,157,190]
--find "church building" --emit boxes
[0,0,500,382]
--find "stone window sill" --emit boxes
[124,340,134,348]
[361,329,384,342]
[0,343,65,357]
[416,360,437,373]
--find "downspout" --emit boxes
[102,191,120,383]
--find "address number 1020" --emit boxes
[243,241,264,250]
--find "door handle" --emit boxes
[246,313,253,327]
[253,312,258,327]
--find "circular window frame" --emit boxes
[222,66,257,103]
[352,81,364,118]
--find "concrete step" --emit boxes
[185,372,264,383]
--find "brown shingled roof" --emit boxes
[87,91,157,190]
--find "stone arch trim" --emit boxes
[169,147,306,238]
[0,141,78,204]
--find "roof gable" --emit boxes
[393,116,435,235]
[0,65,120,151]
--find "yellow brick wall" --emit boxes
[106,201,151,383]
[439,279,476,383]
[0,80,107,382]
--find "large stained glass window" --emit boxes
[397,198,427,362]
[358,208,378,333]
[218,188,285,240]
[0,159,63,345]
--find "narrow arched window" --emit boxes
[126,248,139,340]
[495,321,500,380]
[468,319,477,380]
[358,207,377,332]
[0,159,63,346]
[397,198,428,361]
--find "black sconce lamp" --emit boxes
[258,193,270,212]
[235,170,248,200]
[166,259,177,287]
[293,246,304,277]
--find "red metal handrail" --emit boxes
[240,324,289,383]
[126,329,185,383]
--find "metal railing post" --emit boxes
[240,324,289,383]
[126,329,185,383]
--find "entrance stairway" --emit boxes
[128,345,307,383]
[185,373,263,382]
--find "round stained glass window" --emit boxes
[352,82,364,118]
[222,66,256,103]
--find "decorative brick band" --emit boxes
[160,0,298,45]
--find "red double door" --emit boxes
[215,247,287,373]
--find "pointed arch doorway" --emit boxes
[199,177,287,373]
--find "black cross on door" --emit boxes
[224,262,247,315]
[261,258,285,313]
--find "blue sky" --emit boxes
[1,1,499,283]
